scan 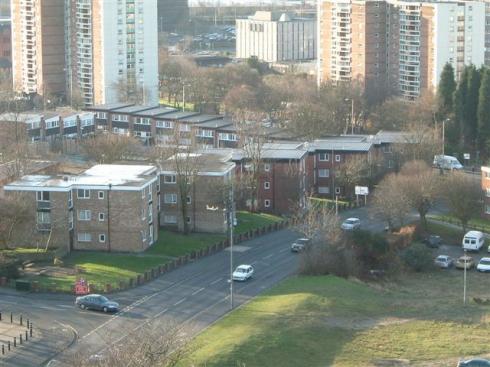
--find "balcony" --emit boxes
[37,201,51,210]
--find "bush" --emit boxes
[400,242,433,272]
[0,261,20,279]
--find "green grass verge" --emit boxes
[182,273,490,366]
[429,214,490,233]
[159,98,196,111]
[148,230,225,258]
[426,220,464,245]
[234,211,283,235]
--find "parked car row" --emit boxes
[435,255,490,272]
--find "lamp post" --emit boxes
[463,249,467,306]
[443,118,449,156]
[344,98,355,134]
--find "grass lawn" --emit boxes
[159,97,196,111]
[234,211,282,235]
[426,220,464,244]
[429,214,490,233]
[182,271,490,367]
[148,230,225,258]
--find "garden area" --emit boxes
[0,211,283,293]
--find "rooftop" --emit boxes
[181,114,224,124]
[197,119,234,129]
[112,105,160,114]
[310,140,373,152]
[133,106,178,117]
[159,152,235,176]
[4,164,157,191]
[158,111,200,120]
[85,103,134,112]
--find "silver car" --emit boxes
[434,255,453,269]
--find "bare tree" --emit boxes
[399,160,440,229]
[112,77,152,104]
[335,154,374,200]
[441,171,481,233]
[392,124,441,169]
[370,173,412,231]
[81,134,139,163]
[0,193,30,249]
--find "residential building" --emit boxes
[233,142,308,214]
[157,0,189,33]
[0,17,11,69]
[482,166,490,218]
[4,165,159,252]
[318,0,485,99]
[11,0,66,96]
[65,0,159,106]
[159,151,235,233]
[236,11,316,63]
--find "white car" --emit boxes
[341,218,361,231]
[434,255,453,269]
[477,257,490,272]
[232,265,254,281]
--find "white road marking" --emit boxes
[58,305,74,309]
[39,306,63,312]
[279,248,289,253]
[154,308,168,318]
[263,254,273,260]
[191,287,205,296]
[173,298,186,306]
[210,278,222,285]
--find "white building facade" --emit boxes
[236,11,316,63]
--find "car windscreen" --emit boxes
[480,260,490,266]
[236,268,247,273]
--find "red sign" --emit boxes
[74,278,89,295]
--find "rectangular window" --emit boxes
[264,163,271,172]
[335,187,341,194]
[36,211,51,224]
[164,175,176,184]
[319,153,329,161]
[318,169,330,178]
[335,155,341,162]
[99,213,105,221]
[36,191,50,201]
[78,233,92,242]
[318,186,330,194]
[186,196,192,204]
[164,215,177,224]
[96,112,107,119]
[98,191,105,199]
[186,216,191,223]
[77,189,90,199]
[164,193,177,204]
[99,234,106,243]
[68,211,74,230]
[68,191,73,208]
[264,182,270,190]
[78,210,91,221]
[264,199,271,208]
[156,120,173,129]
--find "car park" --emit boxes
[434,255,453,269]
[232,265,254,281]
[457,358,490,367]
[291,238,310,252]
[423,235,442,248]
[455,255,475,270]
[341,218,361,231]
[477,257,490,272]
[75,294,119,313]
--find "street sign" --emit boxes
[355,186,369,195]
[464,153,470,160]
[74,278,89,295]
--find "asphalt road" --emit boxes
[0,228,301,367]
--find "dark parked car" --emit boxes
[457,359,490,367]
[423,235,442,248]
[291,238,310,252]
[75,294,119,313]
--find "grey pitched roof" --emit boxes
[180,114,223,124]
[157,111,200,120]
[309,140,373,152]
[85,103,134,112]
[197,119,234,129]
[133,106,178,117]
[112,105,160,114]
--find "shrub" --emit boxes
[400,242,433,272]
[0,261,20,279]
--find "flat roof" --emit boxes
[181,114,223,124]
[5,164,157,192]
[159,153,235,176]
[133,106,178,117]
[112,105,160,114]
[84,103,134,112]
[197,119,234,129]
[157,111,200,120]
[310,140,373,152]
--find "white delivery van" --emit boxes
[462,231,485,251]
[433,155,463,170]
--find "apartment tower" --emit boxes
[65,0,159,106]
[11,0,66,96]
[319,0,485,99]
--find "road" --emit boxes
[0,228,301,367]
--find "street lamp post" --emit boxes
[443,118,449,156]
[463,249,467,306]
[344,98,355,134]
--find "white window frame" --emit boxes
[36,191,50,201]
[264,199,271,208]
[78,210,91,221]
[335,187,341,194]
[98,191,105,199]
[318,169,330,178]
[99,234,106,243]
[319,153,329,161]
[164,193,177,204]
[264,181,270,190]
[36,211,51,224]
[164,175,176,184]
[335,154,341,162]
[77,189,90,199]
[318,186,330,194]
[99,213,105,221]
[78,233,92,242]
[264,163,271,172]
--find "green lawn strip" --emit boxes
[428,214,490,233]
[182,275,490,367]
[309,197,350,207]
[234,211,283,235]
[21,251,171,292]
[159,98,196,111]
[148,230,225,257]
[2,248,51,255]
[426,220,464,244]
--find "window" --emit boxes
[486,204,490,214]
[335,187,341,194]
[164,193,177,204]
[141,230,147,242]
[78,233,92,242]
[78,210,91,221]
[318,169,330,178]
[36,212,51,224]
[99,234,106,243]
[164,215,177,224]
[99,213,105,221]
[96,112,107,119]
[264,163,271,172]
[335,155,341,162]
[68,191,73,208]
[318,186,330,194]
[77,189,90,199]
[156,120,173,129]
[186,196,192,204]
[186,216,191,223]
[68,211,73,230]
[264,182,270,190]
[319,153,329,161]
[36,191,50,201]
[264,199,271,208]
[98,191,105,199]
[164,175,176,184]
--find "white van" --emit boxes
[433,155,463,170]
[462,231,485,251]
